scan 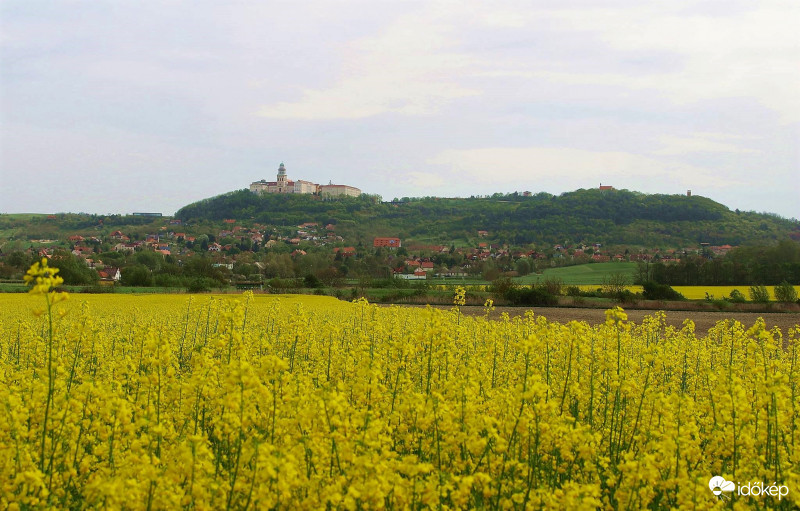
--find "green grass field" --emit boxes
[515,262,638,286]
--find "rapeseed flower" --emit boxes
[0,294,797,509]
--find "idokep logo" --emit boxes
[709,475,790,501]
[709,476,735,499]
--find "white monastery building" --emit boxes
[250,163,361,198]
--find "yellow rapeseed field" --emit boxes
[673,286,800,301]
[1,262,798,509]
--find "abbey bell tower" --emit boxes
[276,162,287,192]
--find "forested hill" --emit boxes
[175,188,798,248]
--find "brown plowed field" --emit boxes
[400,305,800,336]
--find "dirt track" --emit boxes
[412,305,800,336]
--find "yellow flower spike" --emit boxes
[483,298,495,316]
[604,306,627,325]
[24,258,66,298]
[453,286,466,306]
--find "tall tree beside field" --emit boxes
[748,284,770,304]
[48,251,98,285]
[774,281,798,303]
[121,265,153,287]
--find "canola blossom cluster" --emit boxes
[1,289,798,509]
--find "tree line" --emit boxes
[636,241,800,286]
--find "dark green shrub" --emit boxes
[489,277,515,297]
[712,299,731,310]
[187,277,217,293]
[728,289,747,303]
[774,281,798,303]
[304,274,323,288]
[541,277,564,296]
[504,287,558,306]
[642,281,685,301]
[154,273,186,288]
[121,265,153,287]
[748,284,770,304]
[614,289,638,304]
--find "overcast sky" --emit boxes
[1,0,798,219]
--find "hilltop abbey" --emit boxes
[249,163,361,198]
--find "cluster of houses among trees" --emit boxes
[2,184,798,290]
[3,211,750,289]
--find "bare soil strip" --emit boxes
[396,305,800,337]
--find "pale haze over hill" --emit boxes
[1,1,798,219]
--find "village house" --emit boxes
[437,268,469,278]
[113,243,138,253]
[333,247,356,257]
[374,237,401,248]
[97,267,121,284]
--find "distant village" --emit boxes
[0,181,745,288]
[10,212,736,286]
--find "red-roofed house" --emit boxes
[374,237,401,248]
[334,247,356,257]
[97,267,121,283]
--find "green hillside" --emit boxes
[175,188,798,249]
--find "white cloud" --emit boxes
[393,171,446,188]
[258,7,480,120]
[256,1,800,122]
[2,1,797,218]
[653,133,760,155]
[518,2,800,122]
[427,146,739,188]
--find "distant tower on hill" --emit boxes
[248,162,361,197]
[277,162,287,193]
